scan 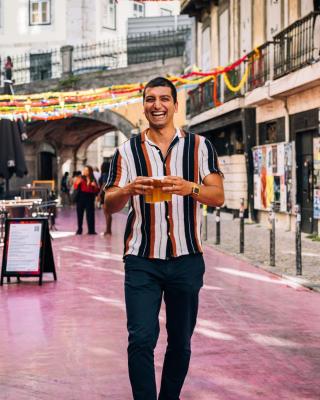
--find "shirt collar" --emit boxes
[140,128,185,144]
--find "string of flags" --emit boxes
[0,50,259,121]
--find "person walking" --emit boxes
[98,160,112,235]
[60,171,71,206]
[74,165,99,235]
[104,77,224,400]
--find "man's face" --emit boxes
[143,86,178,129]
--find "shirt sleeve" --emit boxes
[199,138,223,182]
[103,148,129,190]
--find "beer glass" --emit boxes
[145,177,172,203]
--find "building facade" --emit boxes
[0,0,180,54]
[181,0,320,234]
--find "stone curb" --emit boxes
[204,241,320,293]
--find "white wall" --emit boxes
[0,0,180,56]
[0,0,67,55]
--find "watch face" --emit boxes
[192,185,200,195]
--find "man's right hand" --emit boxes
[124,177,154,196]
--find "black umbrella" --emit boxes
[0,118,28,195]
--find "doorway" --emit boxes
[38,143,57,181]
[296,131,315,233]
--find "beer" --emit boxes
[145,177,172,203]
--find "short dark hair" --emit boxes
[143,77,177,104]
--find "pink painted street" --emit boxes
[1,209,320,400]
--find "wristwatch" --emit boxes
[191,184,200,197]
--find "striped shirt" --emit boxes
[105,128,221,260]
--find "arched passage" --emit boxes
[26,109,136,187]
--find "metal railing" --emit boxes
[72,39,128,74]
[246,42,273,92]
[274,11,320,79]
[9,49,61,85]
[127,28,190,65]
[186,78,221,118]
[223,65,243,102]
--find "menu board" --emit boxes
[1,218,56,285]
[6,222,42,272]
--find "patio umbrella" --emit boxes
[0,118,28,194]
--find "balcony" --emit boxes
[186,11,320,119]
[274,11,320,79]
[246,42,273,92]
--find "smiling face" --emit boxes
[143,86,178,130]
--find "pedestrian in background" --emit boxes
[104,77,224,400]
[98,160,112,235]
[4,56,13,80]
[74,165,99,235]
[60,171,71,206]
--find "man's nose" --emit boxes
[153,99,161,109]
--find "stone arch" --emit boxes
[80,109,136,139]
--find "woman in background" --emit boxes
[74,165,99,235]
[99,160,112,235]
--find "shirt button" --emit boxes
[168,232,171,236]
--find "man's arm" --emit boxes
[104,177,154,214]
[162,173,224,207]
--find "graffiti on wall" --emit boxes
[253,142,293,212]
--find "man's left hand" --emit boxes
[162,176,193,196]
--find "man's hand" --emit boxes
[162,176,193,196]
[124,176,154,196]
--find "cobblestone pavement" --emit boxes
[205,212,320,291]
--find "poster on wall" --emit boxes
[314,137,320,219]
[252,142,293,212]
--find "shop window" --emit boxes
[133,1,145,18]
[259,118,285,145]
[102,0,116,30]
[29,0,51,25]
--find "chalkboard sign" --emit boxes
[0,218,57,285]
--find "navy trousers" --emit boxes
[124,253,205,400]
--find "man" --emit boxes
[104,77,224,400]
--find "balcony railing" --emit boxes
[246,42,273,92]
[186,78,222,118]
[223,65,242,102]
[274,11,320,79]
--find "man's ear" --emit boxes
[174,101,179,113]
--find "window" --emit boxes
[133,1,145,18]
[103,0,116,30]
[30,53,52,81]
[29,0,51,25]
[160,8,172,16]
